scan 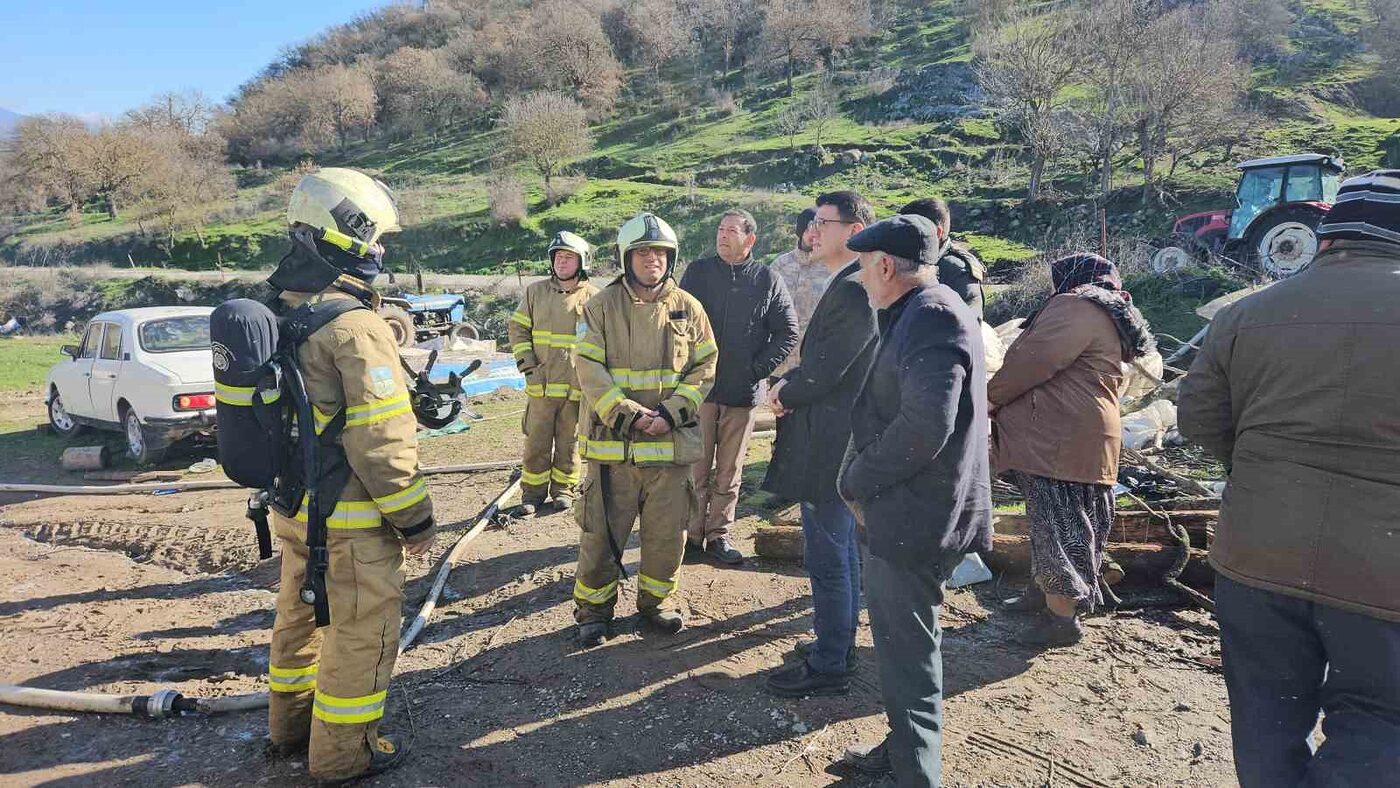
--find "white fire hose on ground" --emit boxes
[0,470,522,718]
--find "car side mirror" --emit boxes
[61,344,79,359]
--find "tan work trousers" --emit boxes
[267,514,404,781]
[521,395,581,504]
[573,461,695,623]
[687,402,757,543]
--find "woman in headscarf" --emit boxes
[988,254,1154,646]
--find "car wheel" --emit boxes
[123,406,167,466]
[377,305,416,348]
[47,389,86,437]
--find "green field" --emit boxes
[0,335,76,395]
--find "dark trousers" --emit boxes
[866,550,961,788]
[1216,575,1400,788]
[800,499,861,675]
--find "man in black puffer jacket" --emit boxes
[679,209,798,564]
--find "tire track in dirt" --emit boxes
[10,519,261,575]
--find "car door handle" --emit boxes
[82,372,91,377]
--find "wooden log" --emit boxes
[754,525,804,561]
[986,533,1214,588]
[1121,497,1219,512]
[771,503,802,529]
[994,510,1216,549]
[60,446,109,471]
[752,407,777,433]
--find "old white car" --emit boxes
[45,307,216,464]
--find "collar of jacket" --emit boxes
[617,275,676,303]
[1068,286,1155,361]
[280,274,382,311]
[1313,238,1400,267]
[714,253,756,270]
[876,285,921,335]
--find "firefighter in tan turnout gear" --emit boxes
[571,212,718,647]
[507,231,600,515]
[263,168,434,780]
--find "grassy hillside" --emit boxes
[4,0,1397,295]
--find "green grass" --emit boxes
[0,335,77,394]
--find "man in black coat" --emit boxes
[837,214,992,788]
[900,197,985,321]
[679,209,798,564]
[762,191,878,697]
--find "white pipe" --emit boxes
[1,474,523,717]
[0,460,517,496]
[398,474,521,653]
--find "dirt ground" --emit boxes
[0,389,1237,787]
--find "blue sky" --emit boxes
[0,1,387,119]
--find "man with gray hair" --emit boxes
[836,214,992,787]
[680,209,798,564]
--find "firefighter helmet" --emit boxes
[616,212,679,279]
[287,168,401,258]
[547,230,593,280]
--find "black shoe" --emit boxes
[843,738,893,775]
[551,494,574,512]
[705,536,744,565]
[515,501,540,517]
[362,734,409,778]
[791,639,858,674]
[578,621,608,648]
[1019,610,1083,647]
[640,608,684,634]
[264,737,307,758]
[1003,585,1046,613]
[765,660,850,697]
[684,538,706,562]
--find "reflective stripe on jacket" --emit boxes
[279,280,435,542]
[573,277,717,466]
[507,278,599,400]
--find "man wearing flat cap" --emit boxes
[835,214,992,787]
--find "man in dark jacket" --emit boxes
[1179,171,1400,787]
[762,191,877,697]
[835,215,991,787]
[900,197,985,321]
[680,209,798,564]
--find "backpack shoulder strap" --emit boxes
[280,297,369,346]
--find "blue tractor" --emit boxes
[378,293,482,348]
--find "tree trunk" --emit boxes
[785,56,795,96]
[1028,153,1046,201]
[106,196,119,221]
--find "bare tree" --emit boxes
[527,1,625,115]
[9,115,92,221]
[301,64,378,151]
[760,0,871,95]
[131,128,236,253]
[1130,4,1248,202]
[498,91,593,193]
[608,0,698,77]
[125,90,218,136]
[1074,0,1152,196]
[377,48,488,139]
[777,74,839,153]
[1211,0,1292,62]
[974,5,1079,201]
[693,0,758,73]
[82,124,158,219]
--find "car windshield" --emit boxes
[139,317,210,353]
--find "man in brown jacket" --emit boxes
[1179,171,1400,787]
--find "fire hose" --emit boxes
[0,471,522,718]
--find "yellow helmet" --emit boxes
[287,167,401,258]
[616,212,679,277]
[547,230,593,279]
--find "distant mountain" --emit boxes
[0,107,22,136]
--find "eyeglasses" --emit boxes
[812,217,855,230]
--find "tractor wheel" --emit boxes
[1246,208,1323,278]
[447,323,480,346]
[1150,246,1193,274]
[377,305,416,348]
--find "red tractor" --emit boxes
[1151,153,1344,278]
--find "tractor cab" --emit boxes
[1227,154,1342,243]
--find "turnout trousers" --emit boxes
[687,402,758,543]
[520,395,582,504]
[573,461,696,623]
[267,514,405,781]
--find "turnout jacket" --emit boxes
[278,277,435,543]
[573,277,718,466]
[508,277,600,399]
[678,254,797,407]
